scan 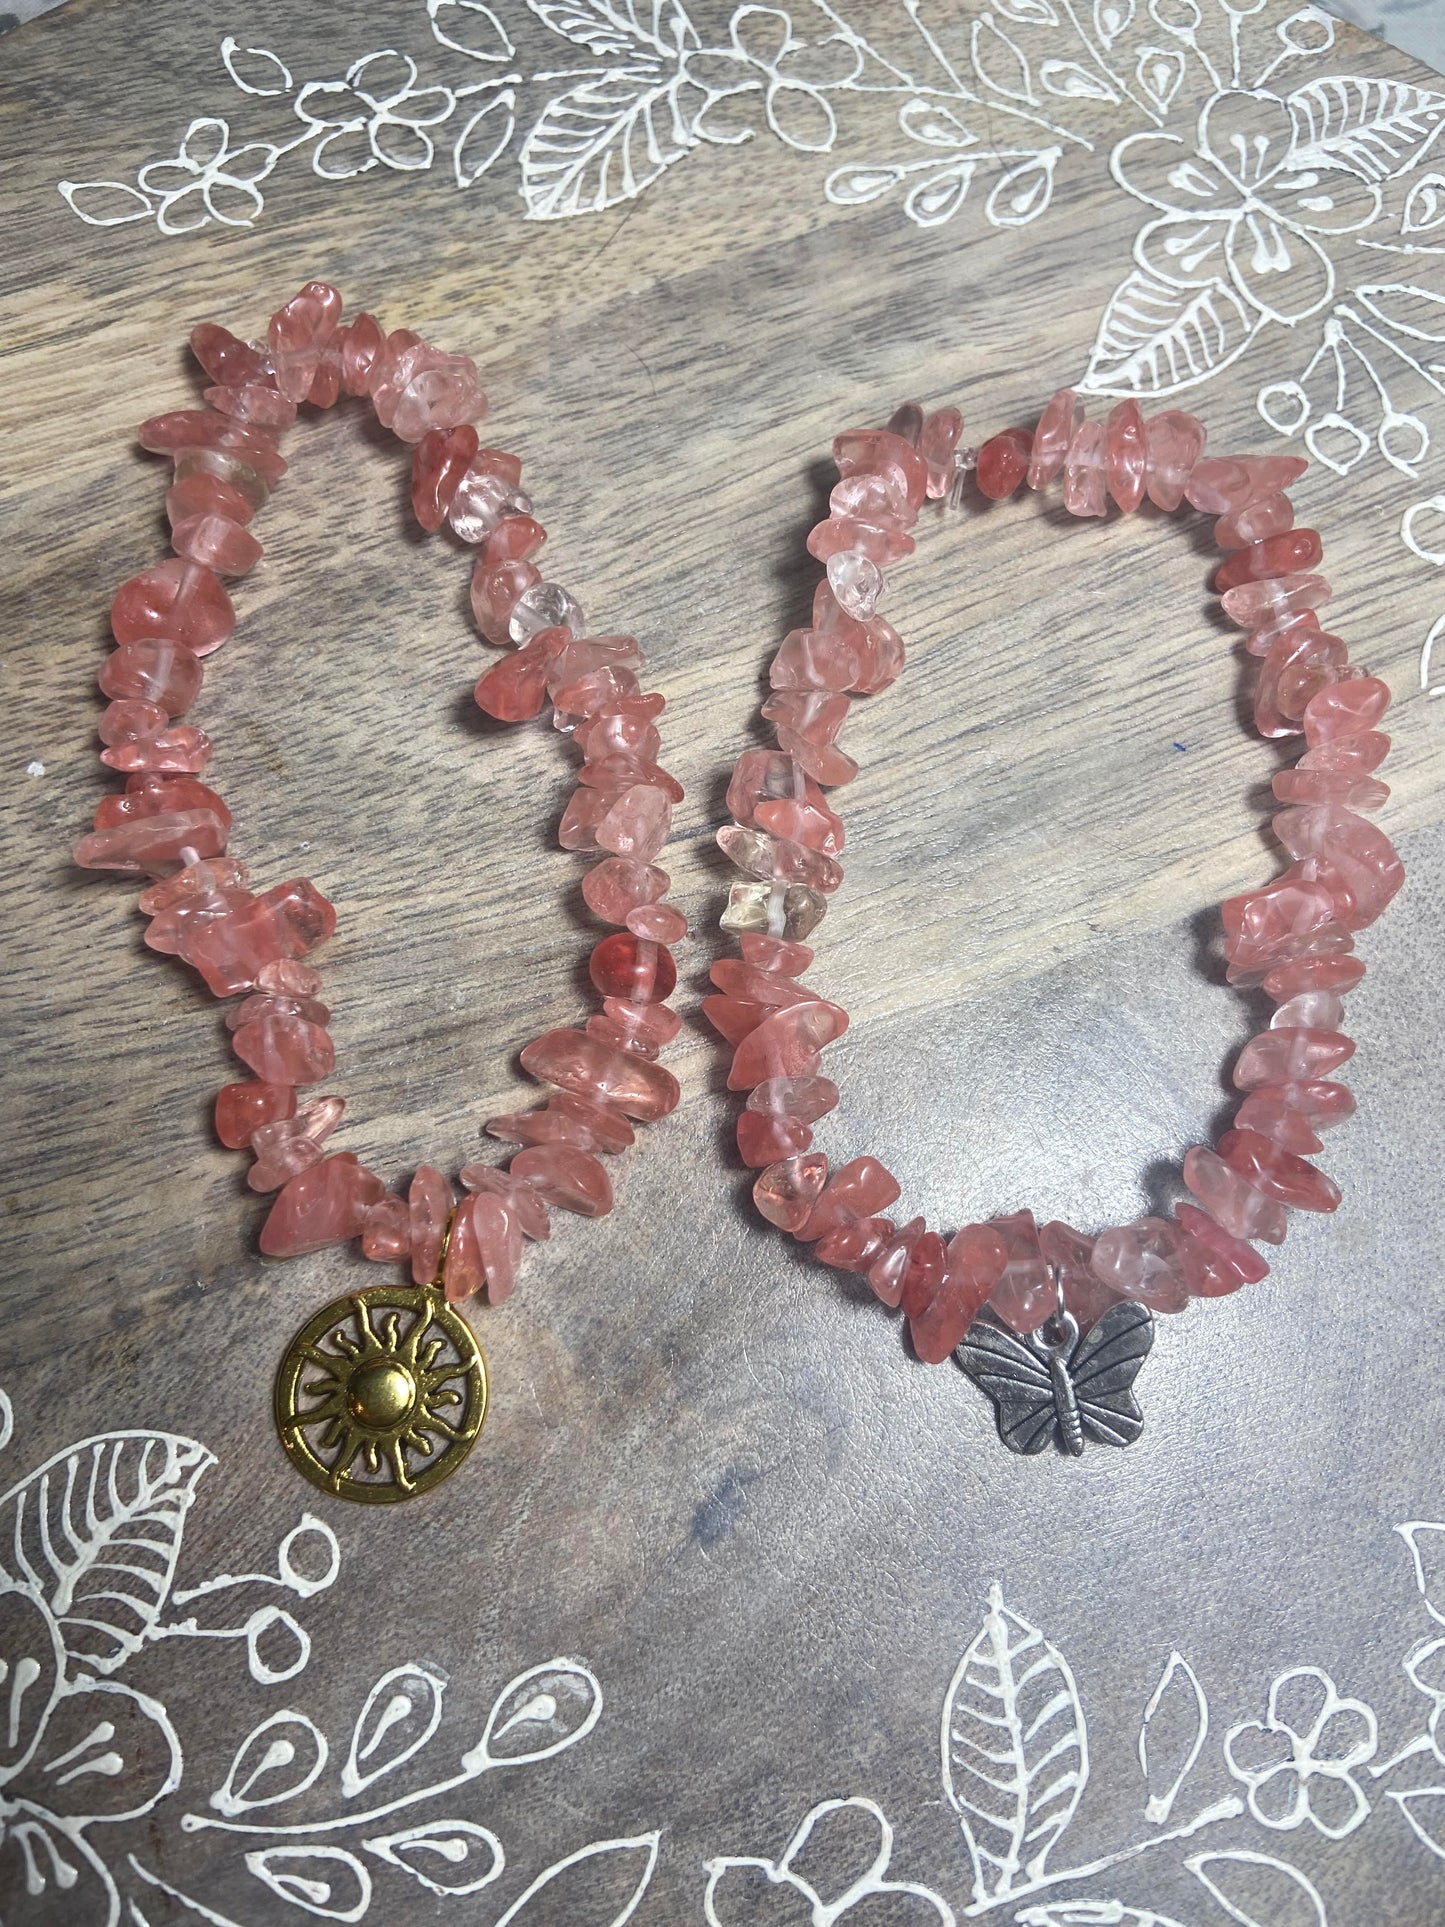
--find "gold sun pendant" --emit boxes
[274,1275,487,1503]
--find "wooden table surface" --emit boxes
[3,2,1445,1921]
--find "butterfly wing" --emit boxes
[956,1315,1060,1455]
[1069,1300,1153,1448]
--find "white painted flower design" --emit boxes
[1224,1665,1378,1839]
[684,6,860,153]
[1112,87,1380,325]
[702,1796,954,1924]
[0,1586,180,1925]
[295,52,456,176]
[134,116,278,234]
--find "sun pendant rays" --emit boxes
[275,1285,487,1502]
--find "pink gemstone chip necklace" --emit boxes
[75,282,687,1502]
[709,391,1403,1456]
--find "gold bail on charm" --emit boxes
[274,1214,488,1503]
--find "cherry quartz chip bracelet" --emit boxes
[74,280,687,1311]
[709,390,1401,1435]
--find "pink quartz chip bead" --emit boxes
[1216,528,1322,592]
[74,808,229,877]
[1040,1219,1121,1332]
[1062,420,1108,518]
[799,1155,901,1243]
[232,1010,335,1086]
[1234,1027,1355,1087]
[1185,454,1307,514]
[1273,804,1404,929]
[171,513,263,576]
[411,424,480,533]
[215,1079,295,1148]
[408,1166,453,1284]
[867,1216,925,1307]
[1142,409,1205,511]
[268,280,343,401]
[520,1027,680,1120]
[626,903,687,944]
[1028,388,1082,490]
[753,1153,828,1232]
[361,1194,411,1263]
[260,1152,385,1257]
[166,470,259,530]
[737,1112,812,1167]
[1216,491,1295,549]
[582,857,669,925]
[1222,573,1331,630]
[910,1223,1007,1363]
[1088,1218,1189,1313]
[510,1143,614,1216]
[1182,1145,1287,1244]
[1105,400,1146,512]
[340,313,384,397]
[1174,1202,1269,1297]
[459,1165,552,1243]
[112,559,236,657]
[190,322,266,388]
[727,999,848,1090]
[1217,1127,1340,1212]
[1220,872,1342,973]
[832,428,927,512]
[471,559,541,644]
[99,639,204,714]
[1303,677,1391,744]
[975,428,1032,501]
[988,1209,1055,1333]
[919,406,964,499]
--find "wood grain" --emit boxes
[2,2,1444,1920]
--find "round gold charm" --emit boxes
[275,1283,487,1503]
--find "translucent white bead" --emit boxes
[827,550,883,620]
[448,469,532,544]
[509,580,585,643]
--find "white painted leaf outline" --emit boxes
[518,65,695,220]
[245,1844,372,1921]
[971,14,1035,106]
[455,89,517,185]
[467,1657,602,1767]
[1390,1786,1445,1861]
[1135,45,1184,114]
[342,1663,445,1797]
[220,36,294,97]
[942,1583,1087,1905]
[1083,263,1260,395]
[362,1815,505,1896]
[1040,59,1116,104]
[56,179,156,226]
[1186,1848,1327,1927]
[492,1831,659,1925]
[0,1431,214,1676]
[1399,1522,1445,1625]
[1138,1651,1208,1824]
[429,0,517,62]
[211,1709,329,1814]
[1286,75,1445,185]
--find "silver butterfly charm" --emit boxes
[955,1299,1154,1455]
